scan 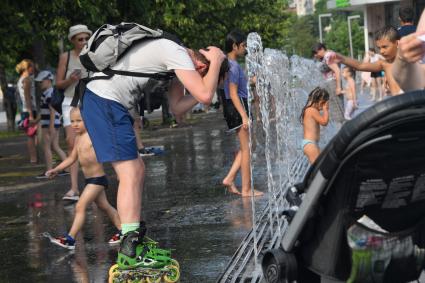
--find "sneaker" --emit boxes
[57,170,70,177]
[35,172,48,179]
[138,147,155,157]
[51,235,75,250]
[108,231,122,245]
[62,192,79,201]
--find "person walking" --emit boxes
[56,24,92,201]
[16,59,38,163]
[221,30,263,197]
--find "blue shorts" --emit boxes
[80,89,138,163]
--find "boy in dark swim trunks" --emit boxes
[46,108,121,249]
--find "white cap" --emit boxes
[34,70,54,82]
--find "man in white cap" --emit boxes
[56,24,92,201]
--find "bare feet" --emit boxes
[223,181,241,195]
[241,189,264,197]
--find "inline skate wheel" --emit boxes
[108,271,121,283]
[145,276,162,283]
[109,264,119,277]
[170,259,180,269]
[163,265,180,283]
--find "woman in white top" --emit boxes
[16,59,37,163]
[55,24,92,201]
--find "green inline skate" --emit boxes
[108,223,180,283]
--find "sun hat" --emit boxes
[34,70,54,82]
[68,24,92,41]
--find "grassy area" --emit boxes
[0,130,24,139]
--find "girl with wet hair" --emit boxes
[300,87,330,164]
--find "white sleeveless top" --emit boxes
[17,75,36,112]
[64,51,88,98]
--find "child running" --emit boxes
[300,87,330,164]
[46,107,121,249]
[341,66,358,120]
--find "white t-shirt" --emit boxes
[87,38,195,111]
[17,75,36,112]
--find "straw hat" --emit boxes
[68,24,92,41]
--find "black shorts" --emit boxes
[222,97,249,131]
[371,71,383,78]
[85,175,108,189]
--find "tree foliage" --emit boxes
[1,0,366,83]
[324,17,365,58]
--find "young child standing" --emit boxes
[34,71,68,178]
[46,108,121,249]
[341,66,358,120]
[300,87,330,164]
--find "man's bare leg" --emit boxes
[113,158,144,225]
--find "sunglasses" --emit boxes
[77,37,90,42]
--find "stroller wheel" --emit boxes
[262,249,297,283]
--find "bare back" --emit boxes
[303,107,321,142]
[75,133,104,178]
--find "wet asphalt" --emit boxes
[0,111,267,283]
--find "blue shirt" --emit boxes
[224,59,248,100]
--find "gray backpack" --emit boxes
[72,23,182,108]
[79,22,179,80]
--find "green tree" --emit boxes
[324,17,365,58]
[0,0,119,83]
[282,14,317,57]
[1,0,291,82]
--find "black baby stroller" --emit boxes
[262,90,425,283]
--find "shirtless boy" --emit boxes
[336,26,403,95]
[300,87,330,164]
[46,108,121,249]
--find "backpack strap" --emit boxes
[65,51,70,75]
[102,68,175,81]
